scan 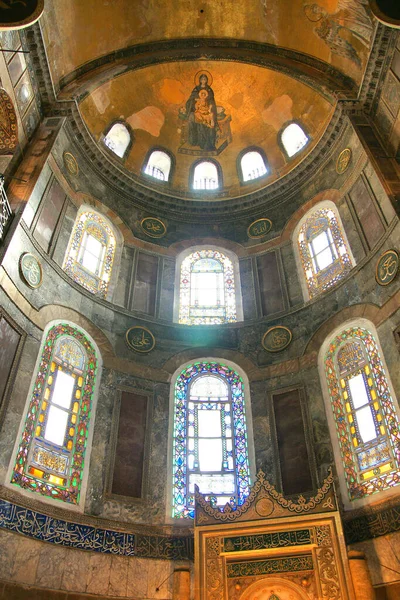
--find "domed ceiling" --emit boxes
[79,61,335,199]
[42,0,374,87]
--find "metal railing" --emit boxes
[0,174,12,242]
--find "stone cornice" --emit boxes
[64,102,347,220]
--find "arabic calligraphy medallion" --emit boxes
[247,218,272,239]
[0,0,44,29]
[19,252,43,288]
[126,326,155,353]
[140,217,167,239]
[336,148,352,174]
[376,249,399,286]
[262,326,292,353]
[63,151,79,176]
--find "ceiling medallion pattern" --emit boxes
[262,326,292,353]
[336,148,352,174]
[19,253,43,289]
[140,217,167,239]
[247,218,272,239]
[375,249,399,286]
[126,326,156,353]
[63,151,79,176]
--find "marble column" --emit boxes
[348,550,376,600]
[173,568,190,600]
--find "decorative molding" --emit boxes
[195,468,336,526]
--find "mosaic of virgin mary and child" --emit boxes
[179,71,232,155]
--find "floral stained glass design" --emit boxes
[11,323,98,505]
[325,326,400,501]
[172,362,251,518]
[179,250,236,325]
[298,208,352,298]
[63,212,116,298]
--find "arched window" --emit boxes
[10,322,100,506]
[102,122,132,159]
[143,149,172,182]
[192,161,220,190]
[296,204,354,299]
[178,249,237,324]
[280,122,309,158]
[63,209,117,299]
[240,150,268,182]
[172,361,252,518]
[323,324,400,504]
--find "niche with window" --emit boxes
[178,249,237,325]
[323,324,400,503]
[102,121,132,159]
[171,361,252,518]
[10,322,100,506]
[142,149,172,182]
[239,148,268,183]
[279,122,309,158]
[296,205,354,299]
[191,160,221,190]
[63,210,117,299]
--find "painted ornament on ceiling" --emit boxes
[0,88,17,154]
[178,71,232,156]
[303,1,373,68]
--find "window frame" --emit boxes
[293,201,355,301]
[101,119,134,162]
[7,321,102,510]
[141,146,175,184]
[62,207,119,301]
[168,359,255,521]
[237,146,269,185]
[189,158,223,192]
[174,247,243,325]
[278,120,310,160]
[319,320,400,510]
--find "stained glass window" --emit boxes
[172,362,251,518]
[11,323,98,505]
[325,326,400,501]
[63,211,116,299]
[103,122,131,159]
[179,250,236,325]
[241,150,268,182]
[298,207,353,298]
[280,122,309,158]
[144,150,171,181]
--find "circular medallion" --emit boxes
[126,326,155,353]
[19,253,42,288]
[140,217,167,239]
[375,249,399,286]
[63,151,79,176]
[262,326,292,353]
[336,148,352,174]
[247,218,272,239]
[0,0,44,30]
[255,497,274,517]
